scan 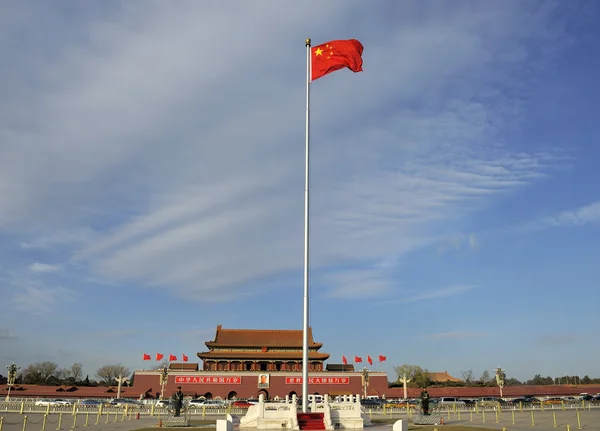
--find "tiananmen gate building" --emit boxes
[131,325,389,400]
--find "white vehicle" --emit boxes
[438,397,465,405]
[35,399,72,407]
[155,399,172,407]
[187,399,225,407]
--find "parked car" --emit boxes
[109,399,143,407]
[360,399,383,408]
[187,399,225,407]
[478,397,504,407]
[543,397,563,405]
[232,400,253,408]
[438,397,465,406]
[155,399,172,407]
[36,399,72,407]
[509,397,536,405]
[79,399,102,406]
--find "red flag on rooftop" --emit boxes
[183,354,189,362]
[342,356,348,365]
[367,355,373,365]
[143,353,151,361]
[354,356,363,363]
[311,39,363,81]
[169,354,177,361]
[156,353,164,361]
[379,355,387,362]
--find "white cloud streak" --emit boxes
[535,202,600,229]
[0,2,573,302]
[29,262,61,273]
[424,332,487,340]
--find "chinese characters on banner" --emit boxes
[174,376,242,384]
[285,377,349,384]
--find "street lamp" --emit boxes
[159,366,169,400]
[361,367,370,399]
[494,366,506,399]
[6,362,20,401]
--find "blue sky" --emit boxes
[1,1,599,383]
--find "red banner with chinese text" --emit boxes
[285,377,349,384]
[174,376,242,384]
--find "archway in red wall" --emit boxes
[204,392,213,400]
[257,389,269,400]
[227,391,238,400]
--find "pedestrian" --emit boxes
[173,386,184,417]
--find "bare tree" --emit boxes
[69,363,84,382]
[480,370,491,385]
[96,364,130,385]
[461,369,474,386]
[22,362,59,383]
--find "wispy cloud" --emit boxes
[29,262,61,273]
[531,202,600,230]
[0,2,573,303]
[12,284,75,315]
[424,332,486,340]
[404,285,479,303]
[0,329,18,340]
[536,333,578,346]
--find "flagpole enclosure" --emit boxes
[301,37,311,415]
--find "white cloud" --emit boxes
[12,285,75,315]
[424,332,487,340]
[382,284,479,305]
[535,202,600,229]
[0,329,18,340]
[0,2,572,301]
[468,234,479,249]
[29,262,61,273]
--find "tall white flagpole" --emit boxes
[301,37,311,414]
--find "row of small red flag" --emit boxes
[343,355,386,365]
[143,353,189,362]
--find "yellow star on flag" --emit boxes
[315,47,323,56]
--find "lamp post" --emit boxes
[159,366,169,400]
[6,362,20,401]
[361,367,370,399]
[494,366,506,399]
[398,373,411,400]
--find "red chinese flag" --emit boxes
[378,355,387,362]
[183,354,189,362]
[143,353,151,361]
[367,355,373,365]
[156,353,164,361]
[311,39,363,81]
[169,354,177,361]
[342,356,348,365]
[354,356,363,363]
